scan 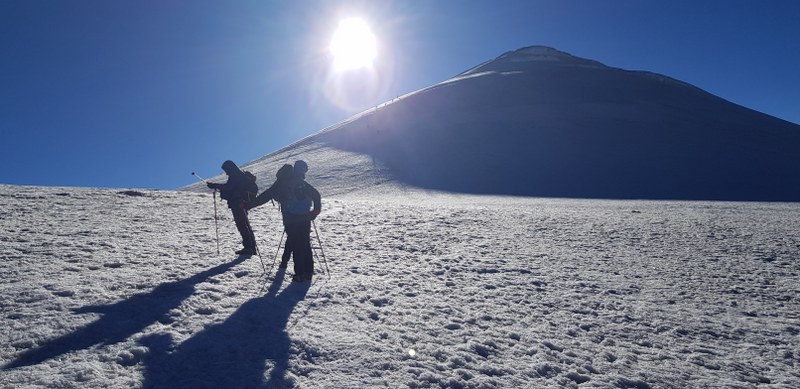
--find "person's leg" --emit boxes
[244,211,256,251]
[286,221,312,281]
[296,220,313,280]
[285,223,303,279]
[280,235,292,268]
[232,207,256,253]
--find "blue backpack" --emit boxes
[284,179,313,215]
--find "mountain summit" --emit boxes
[190,46,800,201]
[460,46,607,75]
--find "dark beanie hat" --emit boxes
[294,160,308,174]
[221,160,237,173]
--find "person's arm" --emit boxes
[207,178,231,191]
[307,184,321,219]
[309,185,321,212]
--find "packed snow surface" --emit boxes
[1,184,799,388]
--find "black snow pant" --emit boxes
[280,237,293,267]
[231,206,256,251]
[284,220,313,279]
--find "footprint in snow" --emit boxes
[195,307,217,315]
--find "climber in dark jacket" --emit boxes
[207,160,258,256]
[247,164,295,268]
[246,160,321,282]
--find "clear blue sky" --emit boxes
[2,0,798,189]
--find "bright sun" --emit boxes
[329,18,377,71]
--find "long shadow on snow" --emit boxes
[140,270,309,389]
[2,256,247,370]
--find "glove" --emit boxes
[206,182,215,189]
[309,209,321,220]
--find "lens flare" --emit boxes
[312,15,396,113]
[329,18,377,71]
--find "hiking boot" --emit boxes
[291,273,309,283]
[236,248,256,256]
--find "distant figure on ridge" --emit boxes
[246,160,321,282]
[206,160,259,256]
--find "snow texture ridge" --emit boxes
[1,184,799,388]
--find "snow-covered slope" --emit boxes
[185,46,800,202]
[1,184,799,388]
[3,46,799,388]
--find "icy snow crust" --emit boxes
[1,184,799,388]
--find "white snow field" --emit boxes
[1,183,798,388]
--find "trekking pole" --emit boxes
[212,190,220,255]
[257,229,284,291]
[192,172,220,256]
[311,220,330,279]
[254,229,285,294]
[270,230,285,276]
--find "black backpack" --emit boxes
[272,164,294,206]
[242,171,258,201]
[275,164,293,181]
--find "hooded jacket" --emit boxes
[208,160,257,208]
[280,174,321,224]
[246,167,320,224]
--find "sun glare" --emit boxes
[329,18,377,71]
